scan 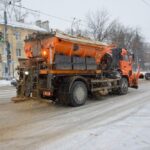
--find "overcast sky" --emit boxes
[22,0,149,42]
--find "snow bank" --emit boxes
[0,80,11,87]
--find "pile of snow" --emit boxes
[0,80,11,87]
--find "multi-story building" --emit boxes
[0,20,48,79]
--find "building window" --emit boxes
[16,49,21,57]
[15,32,21,40]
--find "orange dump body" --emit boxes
[24,32,114,65]
[24,32,139,88]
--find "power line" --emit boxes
[10,3,73,23]
[141,0,150,7]
[9,3,88,28]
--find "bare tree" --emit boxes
[108,21,144,63]
[0,0,38,23]
[65,9,146,69]
[86,9,114,42]
[108,21,136,49]
[65,18,83,36]
[131,29,145,66]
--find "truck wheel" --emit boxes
[69,81,87,107]
[118,78,128,95]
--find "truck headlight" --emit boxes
[24,71,29,75]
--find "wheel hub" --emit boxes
[74,85,85,102]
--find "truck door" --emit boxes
[120,50,132,76]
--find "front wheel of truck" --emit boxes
[118,77,128,95]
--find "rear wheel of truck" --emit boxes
[69,81,88,107]
[118,78,128,95]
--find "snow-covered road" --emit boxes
[0,80,150,150]
[0,80,11,87]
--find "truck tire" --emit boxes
[69,81,88,107]
[118,78,128,95]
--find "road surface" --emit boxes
[0,80,150,150]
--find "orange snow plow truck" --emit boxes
[12,31,140,106]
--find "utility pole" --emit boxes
[3,0,11,79]
[71,18,82,36]
[71,18,76,35]
[1,0,24,79]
